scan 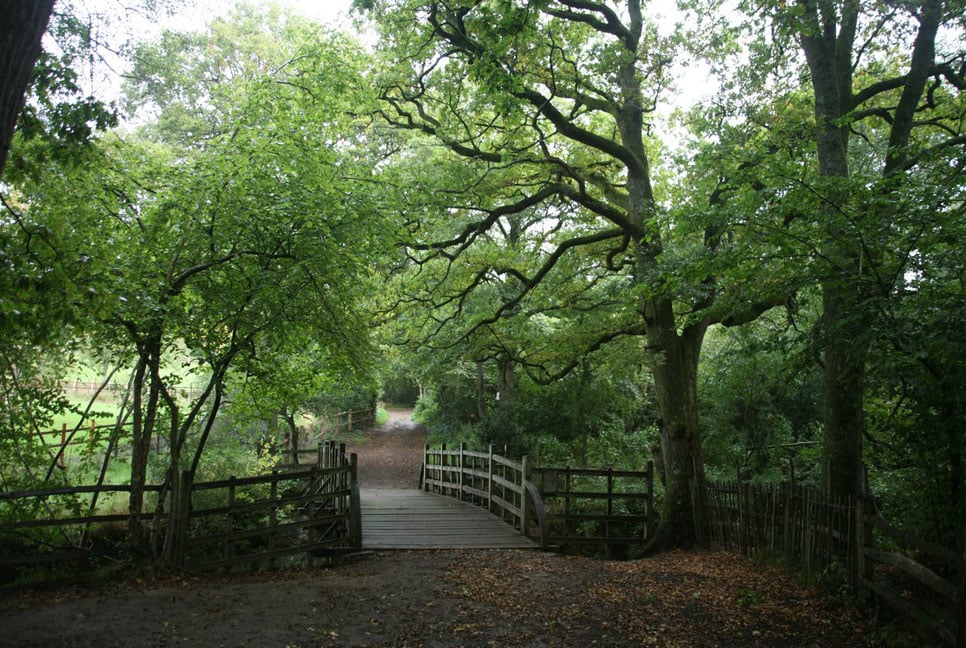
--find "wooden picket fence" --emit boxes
[692,478,965,647]
[691,479,854,570]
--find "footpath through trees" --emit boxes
[1,410,876,647]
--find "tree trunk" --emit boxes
[0,0,55,177]
[128,339,163,549]
[643,300,707,552]
[475,360,486,419]
[615,23,708,549]
[799,2,865,500]
[496,353,516,410]
[800,0,941,500]
[282,408,299,464]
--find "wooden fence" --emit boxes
[856,502,965,647]
[35,421,134,467]
[530,463,655,557]
[692,479,965,647]
[0,483,164,570]
[172,441,361,571]
[691,479,854,571]
[421,443,545,546]
[0,441,361,577]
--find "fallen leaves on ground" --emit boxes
[439,548,873,647]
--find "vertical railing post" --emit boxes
[521,455,529,534]
[440,443,447,495]
[225,476,236,569]
[605,469,614,559]
[174,469,193,569]
[269,471,278,567]
[349,453,362,549]
[956,533,965,648]
[645,460,655,540]
[487,445,494,513]
[459,442,466,501]
[60,423,67,467]
[422,443,430,491]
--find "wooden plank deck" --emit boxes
[360,489,537,550]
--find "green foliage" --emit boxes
[412,339,657,470]
[699,316,824,483]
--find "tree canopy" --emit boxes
[0,0,962,559]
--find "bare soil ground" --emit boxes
[0,409,878,647]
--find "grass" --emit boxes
[375,406,390,426]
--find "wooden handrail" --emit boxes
[524,480,549,549]
[421,443,547,547]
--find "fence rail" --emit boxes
[530,463,655,557]
[421,445,656,554]
[421,443,543,545]
[692,478,965,647]
[0,441,361,576]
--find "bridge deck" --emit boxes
[360,488,537,550]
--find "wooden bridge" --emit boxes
[362,444,656,555]
[360,489,537,549]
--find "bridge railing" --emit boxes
[421,443,549,548]
[422,443,656,555]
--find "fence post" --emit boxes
[605,468,614,559]
[487,445,494,513]
[174,469,193,569]
[441,443,448,495]
[269,471,279,567]
[459,442,466,500]
[60,423,67,467]
[957,533,965,648]
[521,455,529,535]
[854,493,867,593]
[645,460,655,540]
[349,453,362,549]
[422,443,430,491]
[225,477,236,569]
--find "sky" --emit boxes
[69,0,707,133]
[161,0,359,31]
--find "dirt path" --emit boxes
[0,412,877,647]
[347,408,426,490]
